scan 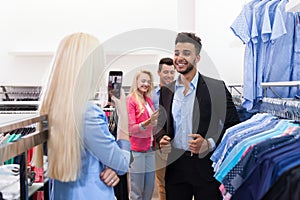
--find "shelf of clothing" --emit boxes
[0,115,48,200]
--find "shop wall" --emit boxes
[196,1,246,85]
[0,0,245,88]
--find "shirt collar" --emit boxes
[175,71,199,90]
[190,72,199,90]
[154,85,161,95]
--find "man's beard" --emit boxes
[177,64,194,75]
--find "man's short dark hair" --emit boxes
[175,32,202,55]
[158,57,174,71]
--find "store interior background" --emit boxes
[0,0,247,91]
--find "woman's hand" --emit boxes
[142,109,159,128]
[111,89,127,123]
[111,89,129,140]
[100,167,120,187]
[150,110,159,126]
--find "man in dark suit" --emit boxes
[156,32,240,200]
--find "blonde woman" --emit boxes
[39,33,130,199]
[127,70,158,200]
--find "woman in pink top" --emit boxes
[127,70,158,200]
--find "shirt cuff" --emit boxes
[139,122,146,130]
[207,138,216,151]
[117,139,131,151]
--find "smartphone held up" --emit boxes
[108,71,123,102]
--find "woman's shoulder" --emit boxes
[126,94,137,104]
[85,101,106,119]
[86,101,102,111]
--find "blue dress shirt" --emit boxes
[152,86,160,110]
[263,0,294,98]
[172,73,198,150]
[231,0,259,110]
[211,113,271,170]
[215,120,296,182]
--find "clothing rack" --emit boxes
[261,81,300,98]
[212,113,300,200]
[260,81,300,122]
[259,97,300,122]
[227,84,243,96]
[0,115,48,200]
[0,86,41,115]
[0,86,42,101]
[227,84,243,107]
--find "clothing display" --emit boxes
[261,165,300,200]
[211,111,300,200]
[232,128,300,200]
[1,127,36,165]
[0,86,41,102]
[231,0,300,110]
[227,1,300,197]
[260,97,300,122]
[0,117,48,200]
[0,164,20,199]
[0,86,48,200]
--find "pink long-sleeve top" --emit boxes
[126,94,155,152]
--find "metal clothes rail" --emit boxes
[0,115,48,200]
[261,81,300,98]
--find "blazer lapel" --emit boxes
[192,73,203,134]
[165,81,175,138]
[192,73,212,137]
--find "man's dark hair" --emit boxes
[175,32,202,55]
[158,57,174,71]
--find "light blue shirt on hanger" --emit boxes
[253,0,278,99]
[263,0,294,98]
[231,0,259,111]
[290,13,300,97]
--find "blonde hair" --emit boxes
[38,33,105,181]
[129,70,154,117]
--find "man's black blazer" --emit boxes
[155,73,240,183]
